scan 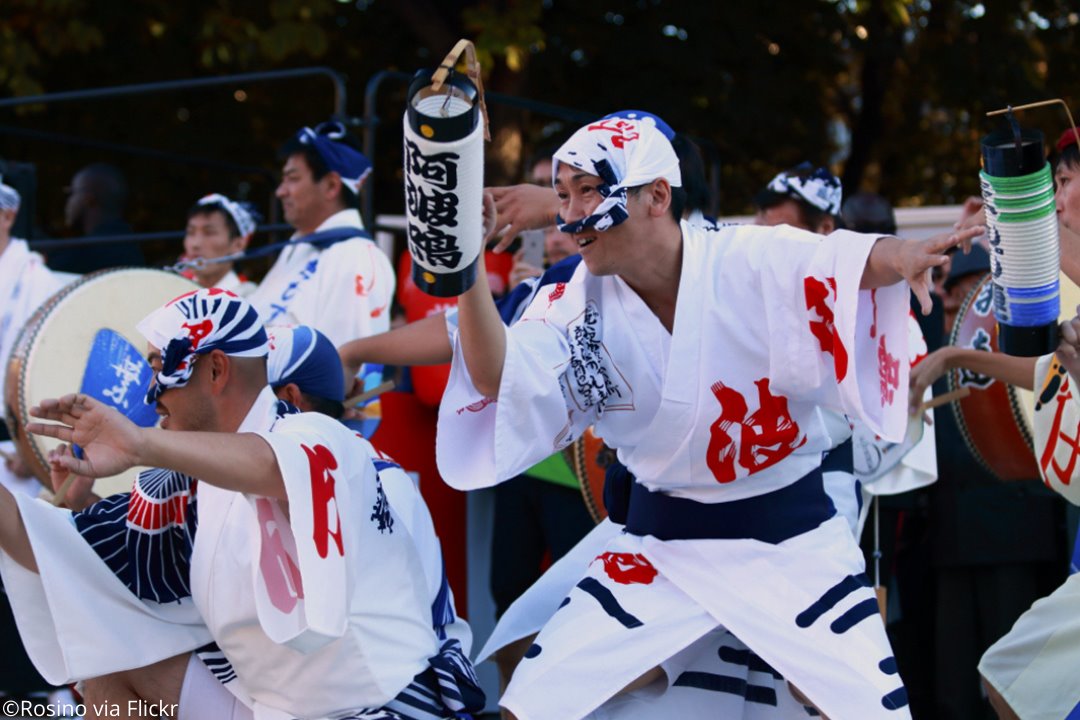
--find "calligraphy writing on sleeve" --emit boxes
[804,276,848,382]
[564,302,631,414]
[878,335,900,406]
[256,498,305,613]
[304,443,344,559]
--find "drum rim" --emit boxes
[946,273,1037,481]
[7,267,194,482]
[9,274,85,474]
[565,433,605,525]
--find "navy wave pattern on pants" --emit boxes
[575,576,643,628]
[386,639,485,720]
[672,635,783,707]
[195,641,236,686]
[796,573,907,711]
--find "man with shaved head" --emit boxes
[0,289,482,720]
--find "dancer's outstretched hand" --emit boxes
[28,394,142,479]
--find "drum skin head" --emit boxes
[4,268,196,498]
[946,274,1039,481]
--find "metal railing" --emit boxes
[7,65,724,252]
[360,70,722,223]
[1,67,350,245]
[0,67,348,115]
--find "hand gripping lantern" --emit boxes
[403,40,490,297]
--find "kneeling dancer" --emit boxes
[0,288,482,720]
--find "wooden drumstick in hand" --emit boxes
[917,386,971,414]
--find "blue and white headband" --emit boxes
[0,177,20,211]
[266,325,345,403]
[295,122,373,195]
[552,114,682,234]
[764,162,842,215]
[196,193,257,239]
[602,109,675,141]
[138,288,269,403]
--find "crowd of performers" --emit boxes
[0,109,1078,720]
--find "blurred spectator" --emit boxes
[248,121,393,348]
[178,193,258,296]
[48,163,145,273]
[842,191,898,235]
[753,161,840,234]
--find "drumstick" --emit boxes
[918,386,971,414]
[51,473,77,507]
[345,380,396,408]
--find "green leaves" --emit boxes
[464,0,545,73]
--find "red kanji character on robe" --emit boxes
[804,276,848,382]
[595,552,658,585]
[256,498,305,613]
[1040,374,1080,487]
[304,443,344,558]
[878,334,900,406]
[706,378,807,483]
[706,381,748,482]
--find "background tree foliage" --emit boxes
[1,0,1079,255]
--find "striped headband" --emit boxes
[552,115,682,234]
[0,177,20,211]
[266,325,345,402]
[138,288,269,404]
[295,122,373,195]
[196,193,257,238]
[764,162,842,215]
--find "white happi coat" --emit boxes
[214,269,257,298]
[0,388,439,719]
[439,221,912,719]
[1032,353,1080,505]
[249,209,394,347]
[0,238,66,420]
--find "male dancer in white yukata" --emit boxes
[436,116,979,719]
[0,178,67,440]
[250,122,395,348]
[0,289,482,720]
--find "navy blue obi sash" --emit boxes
[605,439,853,545]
